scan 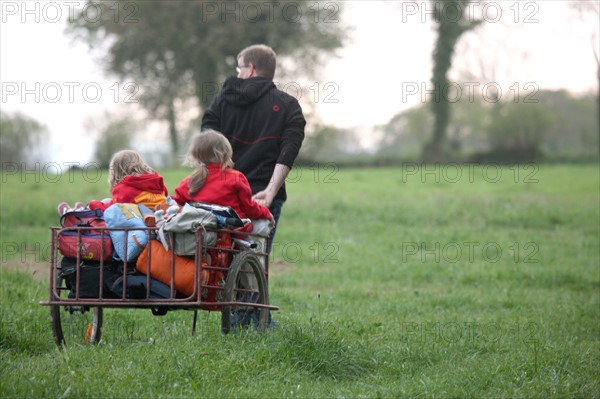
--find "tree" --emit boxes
[86,112,141,168]
[299,124,367,164]
[423,0,483,162]
[67,1,346,156]
[569,1,600,143]
[378,105,433,160]
[486,101,555,161]
[0,111,48,168]
[533,90,598,160]
[379,95,489,161]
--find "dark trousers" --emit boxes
[267,198,284,253]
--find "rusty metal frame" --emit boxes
[40,225,278,312]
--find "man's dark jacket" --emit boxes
[202,76,306,201]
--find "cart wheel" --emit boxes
[50,270,103,347]
[221,252,269,335]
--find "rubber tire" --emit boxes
[221,252,269,335]
[50,269,103,347]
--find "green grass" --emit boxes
[1,164,599,398]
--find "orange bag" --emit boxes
[136,242,204,296]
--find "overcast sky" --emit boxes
[1,1,598,165]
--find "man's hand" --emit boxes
[252,163,290,207]
[252,189,275,207]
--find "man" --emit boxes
[202,44,306,249]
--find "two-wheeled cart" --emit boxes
[40,224,277,347]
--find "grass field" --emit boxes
[1,163,599,398]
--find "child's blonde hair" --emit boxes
[108,150,155,190]
[186,129,234,197]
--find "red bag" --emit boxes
[201,231,230,310]
[58,209,113,262]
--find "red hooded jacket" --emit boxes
[171,164,272,220]
[89,172,169,211]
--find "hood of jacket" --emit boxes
[119,172,167,194]
[221,76,275,106]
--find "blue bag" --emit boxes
[103,203,149,262]
[111,273,174,299]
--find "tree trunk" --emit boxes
[426,21,458,163]
[423,0,483,163]
[167,99,179,161]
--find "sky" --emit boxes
[1,1,598,165]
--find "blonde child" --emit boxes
[171,129,273,224]
[172,130,274,329]
[58,150,169,214]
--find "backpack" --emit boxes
[59,257,120,299]
[58,209,113,262]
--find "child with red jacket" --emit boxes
[171,130,274,329]
[58,150,169,214]
[171,129,273,224]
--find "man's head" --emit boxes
[237,44,277,80]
